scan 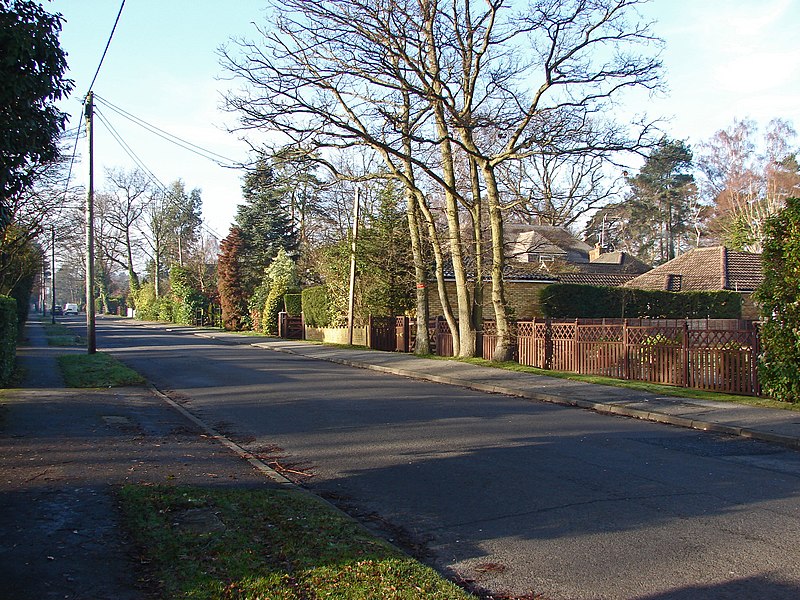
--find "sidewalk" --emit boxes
[0,320,282,600]
[148,321,800,451]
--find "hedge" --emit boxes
[284,293,302,317]
[0,295,17,386]
[540,284,742,319]
[301,286,331,327]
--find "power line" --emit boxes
[92,107,223,241]
[94,94,240,167]
[87,1,126,93]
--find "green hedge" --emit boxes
[301,286,331,327]
[284,293,302,317]
[540,284,742,319]
[0,295,17,386]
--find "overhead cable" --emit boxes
[87,1,126,93]
[94,94,239,168]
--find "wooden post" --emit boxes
[682,320,690,388]
[84,92,96,354]
[623,319,630,380]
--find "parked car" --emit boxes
[52,305,63,316]
[63,303,78,315]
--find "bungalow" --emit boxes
[430,225,652,319]
[624,246,763,319]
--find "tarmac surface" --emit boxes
[3,316,800,600]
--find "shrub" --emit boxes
[540,284,742,319]
[755,197,800,402]
[169,266,208,326]
[132,283,158,320]
[301,286,331,327]
[0,295,17,386]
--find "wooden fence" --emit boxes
[451,318,760,396]
[277,313,760,396]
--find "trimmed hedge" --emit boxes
[0,295,17,386]
[284,293,302,317]
[301,286,331,327]
[540,284,742,319]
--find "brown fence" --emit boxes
[514,318,760,395]
[303,314,761,396]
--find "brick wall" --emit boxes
[426,280,549,320]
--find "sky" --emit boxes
[52,0,800,238]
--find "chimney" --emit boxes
[589,243,603,262]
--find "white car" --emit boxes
[63,303,79,315]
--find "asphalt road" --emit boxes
[96,317,800,600]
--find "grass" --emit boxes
[57,352,146,388]
[449,356,799,411]
[41,319,85,347]
[119,485,476,600]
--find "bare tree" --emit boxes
[222,0,662,360]
[698,118,800,251]
[102,167,152,291]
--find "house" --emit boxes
[624,246,763,319]
[429,226,652,319]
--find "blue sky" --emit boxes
[54,0,800,237]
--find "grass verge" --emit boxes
[450,356,797,411]
[119,485,476,600]
[41,319,86,347]
[57,353,145,388]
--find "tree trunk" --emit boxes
[479,161,514,362]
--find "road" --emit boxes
[95,317,800,600]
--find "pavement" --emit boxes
[3,316,800,600]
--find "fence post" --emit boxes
[752,325,761,396]
[544,319,553,370]
[682,320,690,388]
[573,319,580,373]
[623,319,630,380]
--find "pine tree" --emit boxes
[235,160,299,294]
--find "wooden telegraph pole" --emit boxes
[51,225,56,324]
[347,187,360,346]
[84,92,97,353]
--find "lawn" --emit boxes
[57,352,145,387]
[119,485,476,600]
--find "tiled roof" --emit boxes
[589,251,652,274]
[559,272,638,287]
[625,246,763,292]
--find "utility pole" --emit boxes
[85,92,97,353]
[347,187,360,346]
[51,225,56,324]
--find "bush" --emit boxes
[169,266,208,326]
[540,284,742,319]
[302,286,331,327]
[0,295,17,386]
[755,197,800,402]
[132,283,158,320]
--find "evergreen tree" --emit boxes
[234,160,298,293]
[1,0,72,223]
[755,197,800,402]
[586,138,698,265]
[217,227,248,330]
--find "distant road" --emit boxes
[99,317,800,600]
